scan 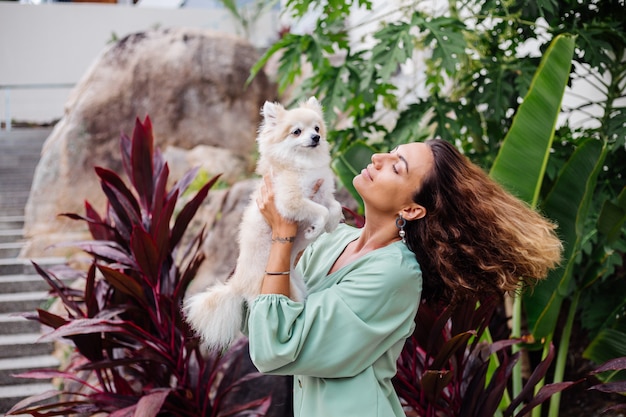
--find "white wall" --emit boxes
[0,2,279,124]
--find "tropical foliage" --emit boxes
[394,296,576,417]
[8,117,292,417]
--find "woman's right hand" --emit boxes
[256,174,298,239]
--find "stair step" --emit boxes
[0,242,24,258]
[0,382,56,415]
[0,355,60,387]
[0,216,24,231]
[0,313,43,335]
[0,273,75,294]
[0,258,66,275]
[0,334,55,359]
[0,291,50,314]
[0,230,24,245]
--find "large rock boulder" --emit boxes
[23,27,276,258]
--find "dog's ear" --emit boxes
[261,101,284,127]
[303,96,324,116]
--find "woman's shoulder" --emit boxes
[352,242,422,291]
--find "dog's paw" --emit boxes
[325,201,343,232]
[304,222,323,240]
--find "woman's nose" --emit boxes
[371,152,386,168]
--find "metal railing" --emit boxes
[1,83,74,132]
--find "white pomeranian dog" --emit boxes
[184,97,343,350]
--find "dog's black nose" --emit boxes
[311,134,320,144]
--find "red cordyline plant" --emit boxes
[8,116,291,417]
[393,296,578,417]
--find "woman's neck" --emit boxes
[353,217,400,253]
[327,219,399,275]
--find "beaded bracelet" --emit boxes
[271,236,296,243]
[265,271,291,275]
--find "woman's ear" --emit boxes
[400,204,427,221]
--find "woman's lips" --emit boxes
[362,167,372,181]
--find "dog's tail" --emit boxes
[184,283,243,351]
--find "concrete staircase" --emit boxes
[0,128,65,415]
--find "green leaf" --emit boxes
[370,21,414,80]
[490,34,576,206]
[416,15,466,76]
[388,102,431,147]
[524,138,607,339]
[318,65,353,127]
[597,187,626,244]
[331,141,375,213]
[584,328,626,366]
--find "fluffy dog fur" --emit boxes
[184,97,343,350]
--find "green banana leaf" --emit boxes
[524,138,607,339]
[584,328,626,367]
[332,141,375,213]
[580,187,626,367]
[490,34,576,207]
[597,187,626,245]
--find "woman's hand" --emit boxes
[256,174,298,239]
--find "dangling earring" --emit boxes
[395,215,406,243]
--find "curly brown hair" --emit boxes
[406,139,563,303]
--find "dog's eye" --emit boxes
[315,126,320,133]
[292,128,302,136]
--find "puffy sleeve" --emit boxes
[247,250,421,379]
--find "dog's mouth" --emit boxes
[304,134,321,148]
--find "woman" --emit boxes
[247,139,562,417]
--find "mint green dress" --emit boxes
[248,224,423,417]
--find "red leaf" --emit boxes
[13,368,100,392]
[97,167,142,234]
[97,265,147,304]
[109,404,136,417]
[85,263,98,318]
[36,309,68,329]
[39,318,127,341]
[506,342,557,413]
[589,380,626,394]
[74,241,136,267]
[131,116,155,209]
[85,200,112,240]
[515,381,579,416]
[6,388,61,415]
[130,225,160,283]
[168,166,200,200]
[31,261,85,317]
[171,174,221,249]
[60,204,115,241]
[120,132,132,180]
[150,162,169,233]
[430,331,475,370]
[133,389,171,417]
[590,357,626,375]
[154,192,177,265]
[421,370,453,403]
[220,396,272,417]
[601,404,626,413]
